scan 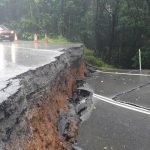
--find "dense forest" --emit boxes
[0,0,150,69]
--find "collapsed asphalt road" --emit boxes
[77,69,150,150]
[1,41,150,150]
[0,41,86,149]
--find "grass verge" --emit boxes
[84,48,114,70]
[41,36,70,43]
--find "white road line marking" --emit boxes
[93,93,150,115]
[3,45,64,52]
[96,70,150,77]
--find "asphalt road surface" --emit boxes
[0,41,81,82]
[1,41,150,150]
[77,70,150,150]
[0,41,81,102]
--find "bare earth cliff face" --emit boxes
[0,46,86,150]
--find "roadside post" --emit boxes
[139,49,142,71]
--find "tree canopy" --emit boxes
[0,0,150,69]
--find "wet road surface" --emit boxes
[78,98,150,150]
[0,41,81,102]
[77,70,150,150]
[0,41,81,85]
[87,71,150,107]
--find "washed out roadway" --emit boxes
[77,70,150,150]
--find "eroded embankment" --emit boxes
[0,46,86,150]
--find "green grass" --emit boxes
[41,36,70,43]
[84,48,114,69]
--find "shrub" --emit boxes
[84,48,113,69]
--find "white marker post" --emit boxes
[139,49,142,71]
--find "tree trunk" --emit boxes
[108,0,119,63]
[146,0,150,14]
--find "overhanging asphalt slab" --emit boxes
[0,41,82,82]
[0,42,63,88]
[0,41,82,103]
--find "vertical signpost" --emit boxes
[139,49,142,71]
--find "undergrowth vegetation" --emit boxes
[84,48,114,69]
[41,36,69,43]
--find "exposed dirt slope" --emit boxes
[24,60,85,150]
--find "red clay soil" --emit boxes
[23,60,86,150]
